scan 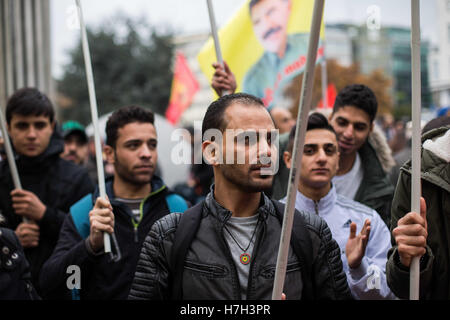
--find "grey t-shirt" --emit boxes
[223,214,261,300]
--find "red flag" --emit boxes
[316,83,337,109]
[165,52,200,125]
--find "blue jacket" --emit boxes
[39,176,187,300]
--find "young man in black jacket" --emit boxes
[129,93,352,300]
[0,88,94,295]
[39,106,188,300]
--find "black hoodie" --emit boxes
[0,127,94,295]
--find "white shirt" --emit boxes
[332,152,363,200]
[281,185,397,300]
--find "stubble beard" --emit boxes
[220,164,273,193]
[114,157,152,187]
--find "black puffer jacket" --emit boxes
[129,192,352,300]
[0,227,39,300]
[0,129,94,294]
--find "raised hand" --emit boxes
[211,61,237,96]
[346,219,371,269]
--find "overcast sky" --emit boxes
[51,0,437,79]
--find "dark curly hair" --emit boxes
[106,105,155,148]
[332,84,378,123]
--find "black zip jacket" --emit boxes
[0,129,94,295]
[129,192,352,300]
[39,176,179,300]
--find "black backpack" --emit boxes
[169,200,315,300]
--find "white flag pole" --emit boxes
[321,43,328,108]
[0,110,22,190]
[409,0,422,300]
[75,0,111,253]
[0,108,29,223]
[272,0,325,300]
[206,0,229,96]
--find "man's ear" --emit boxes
[369,122,374,134]
[202,140,218,166]
[283,151,292,169]
[104,145,115,164]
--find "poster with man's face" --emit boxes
[198,0,324,110]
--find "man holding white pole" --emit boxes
[129,93,351,300]
[75,0,112,253]
[41,106,188,300]
[386,125,449,299]
[386,0,450,300]
[0,88,94,296]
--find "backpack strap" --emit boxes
[69,194,94,240]
[68,194,95,300]
[165,193,189,213]
[70,191,187,240]
[169,201,204,300]
[271,200,315,300]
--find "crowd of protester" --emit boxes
[0,68,449,300]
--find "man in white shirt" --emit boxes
[281,112,396,299]
[328,84,394,226]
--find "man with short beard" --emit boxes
[129,93,351,300]
[39,106,188,299]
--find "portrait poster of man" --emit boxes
[198,0,325,110]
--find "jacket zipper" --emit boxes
[133,226,138,243]
[130,185,166,243]
[314,200,319,215]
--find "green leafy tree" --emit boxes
[57,16,174,125]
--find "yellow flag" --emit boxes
[198,0,324,109]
